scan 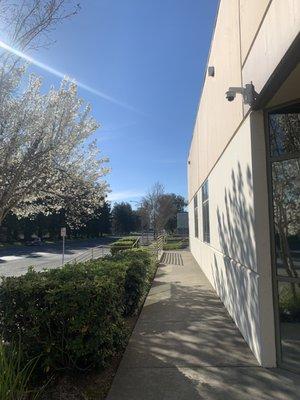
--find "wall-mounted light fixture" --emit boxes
[208,66,215,77]
[225,82,257,106]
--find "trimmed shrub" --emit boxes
[0,249,155,381]
[118,237,136,243]
[114,241,135,246]
[279,284,300,322]
[123,260,148,315]
[0,262,127,374]
[163,237,189,250]
[107,249,155,315]
[111,245,131,255]
[110,237,139,255]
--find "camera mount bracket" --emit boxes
[226,83,258,106]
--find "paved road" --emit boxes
[0,238,113,277]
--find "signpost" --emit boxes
[61,227,67,265]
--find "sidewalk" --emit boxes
[107,250,299,400]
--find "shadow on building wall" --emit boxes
[212,161,261,359]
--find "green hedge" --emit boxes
[0,249,153,377]
[113,241,135,246]
[110,237,139,255]
[105,249,153,315]
[279,284,300,322]
[163,238,189,250]
[118,237,137,243]
[108,249,153,315]
[110,244,132,254]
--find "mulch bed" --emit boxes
[40,316,137,400]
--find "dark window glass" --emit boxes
[202,181,210,243]
[272,158,300,277]
[278,281,300,371]
[194,195,198,238]
[268,104,300,373]
[202,180,208,202]
[269,107,300,157]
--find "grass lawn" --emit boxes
[163,236,189,251]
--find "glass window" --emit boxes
[272,158,300,277]
[194,194,198,238]
[268,103,300,373]
[202,181,210,243]
[269,106,300,157]
[278,281,300,371]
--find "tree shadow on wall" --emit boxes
[213,162,261,357]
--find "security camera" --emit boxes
[226,90,236,102]
[225,83,257,106]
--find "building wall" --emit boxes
[242,0,300,95]
[189,113,275,364]
[188,0,300,367]
[239,0,272,63]
[188,0,300,200]
[188,0,243,198]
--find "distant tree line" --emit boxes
[138,183,186,238]
[1,202,112,242]
[0,183,186,242]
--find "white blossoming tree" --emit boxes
[0,68,109,227]
[0,1,110,228]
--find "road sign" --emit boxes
[61,227,67,237]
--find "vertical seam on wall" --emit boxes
[241,0,273,68]
[186,0,221,159]
[188,108,252,204]
[197,119,200,200]
[238,0,245,117]
[189,0,244,201]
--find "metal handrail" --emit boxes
[132,236,140,248]
[148,234,166,260]
[66,245,107,265]
[67,236,140,265]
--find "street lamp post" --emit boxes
[130,200,147,244]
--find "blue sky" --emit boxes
[11,0,219,204]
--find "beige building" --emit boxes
[187,0,300,372]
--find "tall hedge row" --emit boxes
[0,249,154,376]
[110,236,139,255]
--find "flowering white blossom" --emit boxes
[0,68,110,226]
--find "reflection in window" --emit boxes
[269,109,300,157]
[278,281,300,371]
[272,158,300,277]
[194,194,198,238]
[202,180,210,243]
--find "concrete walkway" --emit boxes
[107,251,299,400]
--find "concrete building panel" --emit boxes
[189,0,243,201]
[239,0,271,63]
[242,0,300,95]
[187,132,199,200]
[190,113,276,365]
[188,0,299,371]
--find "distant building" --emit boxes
[188,0,299,372]
[176,212,188,235]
